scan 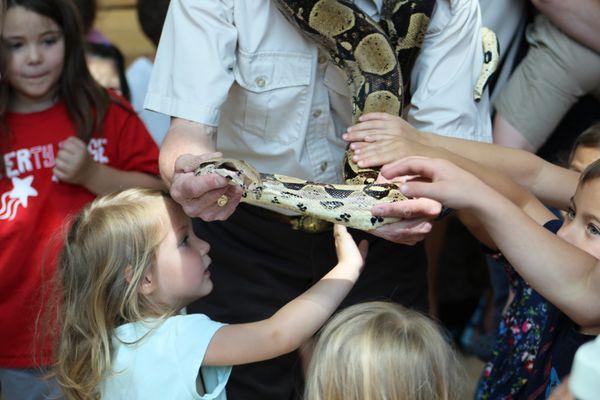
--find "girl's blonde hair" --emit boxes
[305,302,465,400]
[52,188,172,400]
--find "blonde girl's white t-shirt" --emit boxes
[101,314,231,399]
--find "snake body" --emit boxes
[198,158,406,230]
[196,0,499,231]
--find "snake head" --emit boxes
[195,158,262,189]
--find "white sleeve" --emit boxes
[407,0,492,142]
[144,0,237,126]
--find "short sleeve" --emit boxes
[407,0,492,142]
[105,102,160,176]
[173,314,231,399]
[543,219,563,234]
[144,0,237,126]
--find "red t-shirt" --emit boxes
[0,99,159,368]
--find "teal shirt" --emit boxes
[101,314,231,399]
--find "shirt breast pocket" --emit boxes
[232,51,312,145]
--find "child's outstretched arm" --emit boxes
[53,136,165,194]
[374,138,554,249]
[203,225,368,366]
[382,157,600,328]
[344,113,579,210]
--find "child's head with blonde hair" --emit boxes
[54,188,212,399]
[305,301,464,400]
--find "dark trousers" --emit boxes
[190,204,427,399]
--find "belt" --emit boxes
[240,204,333,233]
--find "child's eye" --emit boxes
[566,207,576,220]
[178,235,189,247]
[587,224,600,236]
[41,37,58,46]
[5,41,22,50]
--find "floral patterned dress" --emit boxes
[475,220,593,399]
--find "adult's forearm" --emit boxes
[159,118,218,186]
[422,132,579,209]
[531,0,600,53]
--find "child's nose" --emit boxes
[200,240,211,254]
[557,222,578,245]
[26,45,42,64]
[193,236,211,254]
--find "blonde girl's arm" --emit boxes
[345,113,579,210]
[203,225,368,366]
[383,157,600,328]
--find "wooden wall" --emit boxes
[96,0,154,66]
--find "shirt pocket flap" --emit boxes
[235,51,312,93]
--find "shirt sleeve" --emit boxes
[107,102,160,176]
[173,315,231,400]
[407,0,492,142]
[144,0,237,126]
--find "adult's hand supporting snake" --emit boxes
[171,153,244,221]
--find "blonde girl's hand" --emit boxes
[343,112,423,145]
[380,156,495,211]
[53,136,97,185]
[333,224,369,272]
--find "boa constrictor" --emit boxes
[196,0,499,231]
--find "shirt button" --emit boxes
[320,162,328,172]
[312,109,322,118]
[318,55,327,64]
[255,77,266,88]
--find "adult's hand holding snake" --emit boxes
[170,153,244,221]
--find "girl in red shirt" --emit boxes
[0,0,163,398]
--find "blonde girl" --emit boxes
[53,188,367,400]
[305,301,464,400]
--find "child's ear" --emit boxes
[124,265,156,295]
[139,268,156,296]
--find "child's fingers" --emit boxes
[358,112,396,122]
[343,131,371,143]
[379,156,438,180]
[333,224,349,239]
[347,120,385,133]
[333,224,355,253]
[372,198,441,219]
[53,168,66,180]
[399,181,438,200]
[61,137,87,152]
[351,140,391,157]
[54,157,73,174]
[355,148,397,169]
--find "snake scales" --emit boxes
[196,0,499,231]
